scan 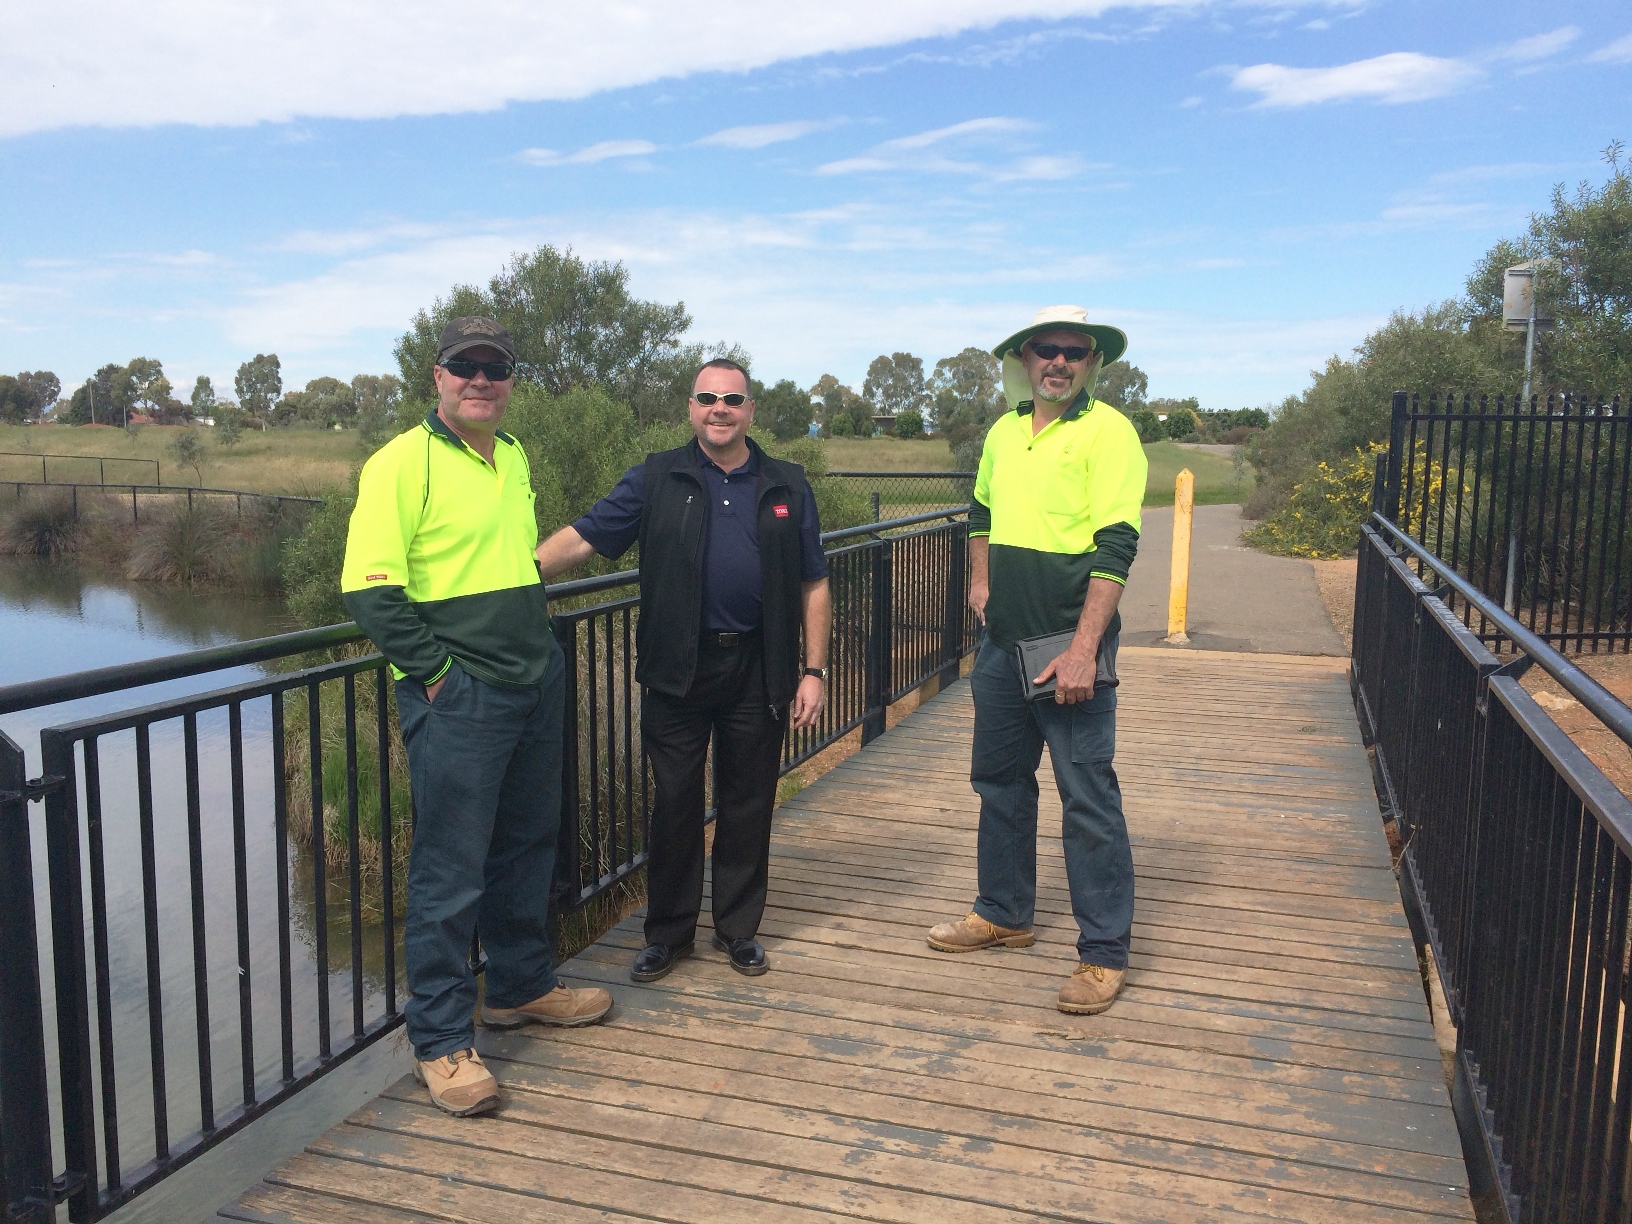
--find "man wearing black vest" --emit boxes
[535,358,831,981]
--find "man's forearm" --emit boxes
[535,525,597,579]
[802,579,831,667]
[969,536,989,588]
[343,587,450,684]
[1074,576,1124,649]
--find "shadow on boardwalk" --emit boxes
[221,647,1474,1223]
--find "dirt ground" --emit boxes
[1309,558,1357,651]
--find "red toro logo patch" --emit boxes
[366,573,388,582]
[772,504,790,518]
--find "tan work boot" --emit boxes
[482,983,613,1029]
[1058,963,1127,1015]
[414,1048,500,1116]
[927,911,1035,953]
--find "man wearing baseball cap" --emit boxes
[927,306,1147,1016]
[341,316,611,1118]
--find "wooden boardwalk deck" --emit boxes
[222,647,1474,1223]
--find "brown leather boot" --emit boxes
[927,911,1035,953]
[482,983,613,1029]
[414,1048,500,1116]
[1057,963,1126,1015]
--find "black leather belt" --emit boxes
[703,630,759,648]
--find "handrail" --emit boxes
[1369,512,1632,749]
[3,480,321,505]
[0,507,969,717]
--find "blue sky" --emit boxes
[2,0,1628,411]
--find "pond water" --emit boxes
[0,559,401,1196]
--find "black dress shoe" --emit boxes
[630,941,693,983]
[711,933,768,976]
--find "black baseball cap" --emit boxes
[437,316,516,363]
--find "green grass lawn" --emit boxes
[1143,442,1249,507]
[823,436,956,470]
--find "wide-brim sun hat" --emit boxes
[993,305,1127,411]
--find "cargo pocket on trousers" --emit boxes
[1069,696,1117,764]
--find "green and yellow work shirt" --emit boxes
[341,413,552,688]
[970,391,1147,649]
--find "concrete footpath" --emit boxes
[1120,503,1347,655]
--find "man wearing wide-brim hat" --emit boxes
[927,305,1147,1016]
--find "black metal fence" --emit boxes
[1354,511,1632,1223]
[3,481,321,525]
[0,453,161,488]
[828,471,976,520]
[1379,391,1631,653]
[0,508,973,1221]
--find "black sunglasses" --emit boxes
[439,358,515,381]
[1028,343,1094,363]
[692,391,749,406]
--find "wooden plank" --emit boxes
[232,655,1474,1223]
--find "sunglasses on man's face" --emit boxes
[1028,343,1094,363]
[440,358,515,381]
[692,391,749,407]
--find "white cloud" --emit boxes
[517,140,659,166]
[1231,52,1483,107]
[0,1,1364,139]
[1588,33,1632,64]
[1228,28,1581,110]
[697,120,839,148]
[814,116,1099,180]
[1490,27,1579,64]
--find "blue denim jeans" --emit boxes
[969,635,1134,968]
[395,649,565,1060]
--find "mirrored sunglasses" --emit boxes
[693,391,749,406]
[440,358,515,381]
[1029,343,1094,363]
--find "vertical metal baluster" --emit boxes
[1534,779,1588,1214]
[83,738,121,1188]
[604,610,617,871]
[1469,397,1495,634]
[376,668,396,1017]
[344,674,364,1041]
[134,724,169,1161]
[587,618,602,882]
[1536,397,1562,639]
[1443,394,1466,575]
[182,713,215,1133]
[1570,400,1606,651]
[1579,835,1626,1221]
[270,694,294,1083]
[1593,852,1632,1221]
[308,684,330,1059]
[228,705,254,1110]
[1586,400,1620,652]
[1402,400,1420,538]
[1540,399,1566,643]
[1548,395,1586,644]
[1609,399,1632,653]
[623,606,634,872]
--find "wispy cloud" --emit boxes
[516,140,658,167]
[697,119,840,149]
[1228,29,1578,109]
[1231,52,1481,107]
[1588,33,1632,65]
[815,117,1096,181]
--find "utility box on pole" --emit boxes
[1503,261,1555,333]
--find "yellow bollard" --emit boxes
[1167,468,1194,645]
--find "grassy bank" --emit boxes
[824,436,957,470]
[1143,442,1248,507]
[0,423,357,496]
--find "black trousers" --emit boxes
[642,637,784,948]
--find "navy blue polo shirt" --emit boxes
[573,446,828,632]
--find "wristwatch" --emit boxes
[804,666,828,681]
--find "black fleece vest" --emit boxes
[634,438,809,706]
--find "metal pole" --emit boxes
[1505,288,1537,613]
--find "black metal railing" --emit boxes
[1379,391,1630,653]
[0,453,161,487]
[3,481,321,525]
[828,471,976,521]
[0,508,973,1222]
[1354,510,1632,1223]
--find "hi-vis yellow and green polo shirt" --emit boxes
[970,391,1147,650]
[340,412,552,688]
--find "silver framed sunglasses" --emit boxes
[692,391,749,406]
